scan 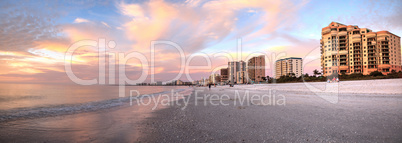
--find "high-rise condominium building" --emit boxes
[247,55,265,83]
[228,61,246,84]
[275,57,303,79]
[321,22,401,76]
[220,68,228,83]
[209,74,220,84]
[236,71,247,84]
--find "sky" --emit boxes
[0,0,401,84]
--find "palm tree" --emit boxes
[313,69,321,77]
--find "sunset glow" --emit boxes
[1,0,401,83]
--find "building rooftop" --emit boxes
[276,57,302,62]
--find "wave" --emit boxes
[0,95,45,102]
[0,88,190,123]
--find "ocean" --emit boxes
[0,83,187,122]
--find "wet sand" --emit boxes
[0,88,193,142]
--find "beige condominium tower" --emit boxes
[247,55,265,83]
[228,61,246,84]
[321,22,401,76]
[275,57,303,79]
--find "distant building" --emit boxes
[209,74,220,84]
[220,68,228,83]
[228,61,246,84]
[275,57,303,79]
[247,55,265,83]
[176,80,183,85]
[200,77,207,86]
[156,81,162,86]
[321,22,401,76]
[236,71,247,84]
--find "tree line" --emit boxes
[261,69,402,83]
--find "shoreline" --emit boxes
[0,79,401,142]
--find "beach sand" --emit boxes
[0,79,401,142]
[138,79,402,142]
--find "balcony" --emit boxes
[378,37,388,41]
[366,32,376,38]
[377,32,390,37]
[352,34,361,39]
[368,41,376,46]
[382,54,390,57]
[338,31,347,36]
[339,50,348,55]
[368,55,376,58]
[352,38,361,43]
[331,51,338,55]
[339,66,348,70]
[322,28,330,34]
[331,30,338,36]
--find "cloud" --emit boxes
[118,2,145,18]
[0,7,59,52]
[73,18,90,23]
[0,0,313,83]
[101,21,111,28]
[118,0,309,53]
